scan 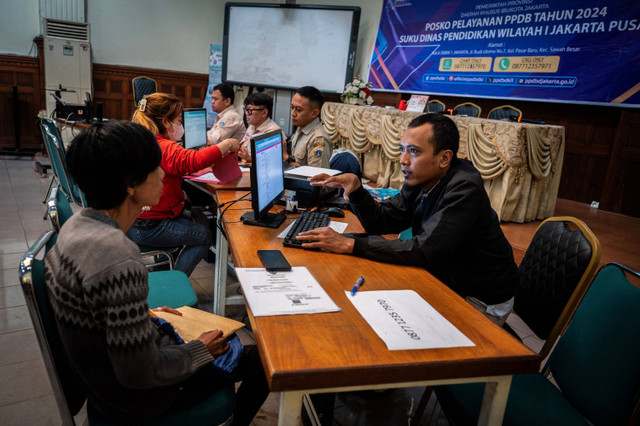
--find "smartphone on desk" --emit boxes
[257,250,292,272]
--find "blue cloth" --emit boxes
[151,317,244,377]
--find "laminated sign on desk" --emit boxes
[235,267,340,316]
[187,153,242,184]
[347,290,475,351]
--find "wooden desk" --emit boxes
[322,102,565,223]
[182,171,252,313]
[215,190,538,426]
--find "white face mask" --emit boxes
[167,121,184,141]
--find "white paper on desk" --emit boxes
[347,290,475,350]
[235,267,340,316]
[187,171,220,183]
[284,166,341,178]
[277,220,348,238]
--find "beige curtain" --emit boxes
[321,102,565,222]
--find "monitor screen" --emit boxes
[223,3,360,93]
[244,130,285,228]
[182,108,208,149]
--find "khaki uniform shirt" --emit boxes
[290,118,332,168]
[206,106,246,145]
[240,118,286,157]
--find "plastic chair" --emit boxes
[433,262,640,426]
[488,105,522,121]
[427,99,446,113]
[132,76,157,107]
[452,102,481,117]
[20,231,233,425]
[411,216,602,425]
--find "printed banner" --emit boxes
[369,0,640,106]
[203,44,223,127]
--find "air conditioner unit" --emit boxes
[43,18,92,119]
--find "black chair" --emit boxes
[427,99,445,113]
[132,76,157,107]
[452,102,481,117]
[488,105,522,121]
[411,216,602,425]
[20,231,234,425]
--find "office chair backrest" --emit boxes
[548,262,640,426]
[427,99,445,113]
[19,231,87,424]
[47,186,75,232]
[452,102,481,117]
[488,105,522,121]
[330,150,362,179]
[515,217,601,361]
[132,76,157,107]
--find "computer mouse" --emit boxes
[319,207,345,218]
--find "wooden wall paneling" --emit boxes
[601,110,640,216]
[92,64,209,121]
[0,54,44,152]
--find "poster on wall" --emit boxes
[368,0,640,107]
[203,44,223,128]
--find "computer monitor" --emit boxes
[241,130,286,228]
[182,108,208,149]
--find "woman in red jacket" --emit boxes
[128,93,239,276]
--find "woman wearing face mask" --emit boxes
[129,92,239,276]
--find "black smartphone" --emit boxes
[257,250,292,272]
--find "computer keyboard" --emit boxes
[283,210,330,249]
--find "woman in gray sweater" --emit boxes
[44,121,268,424]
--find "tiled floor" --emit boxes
[1,157,638,425]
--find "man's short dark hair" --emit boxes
[408,113,459,158]
[214,82,235,103]
[295,86,324,110]
[66,121,162,210]
[244,92,274,118]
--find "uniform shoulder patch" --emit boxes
[314,149,323,158]
[313,142,325,147]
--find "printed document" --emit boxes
[347,290,475,350]
[284,166,341,178]
[236,267,340,316]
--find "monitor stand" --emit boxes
[241,211,286,229]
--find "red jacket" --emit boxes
[139,135,223,220]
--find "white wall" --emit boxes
[0,0,41,56]
[1,0,383,80]
[87,0,221,74]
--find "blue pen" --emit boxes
[350,276,365,296]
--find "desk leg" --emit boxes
[279,391,304,426]
[213,225,228,316]
[477,375,512,426]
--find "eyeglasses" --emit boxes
[245,107,266,115]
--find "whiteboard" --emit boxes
[223,4,360,93]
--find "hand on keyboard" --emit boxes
[295,227,356,254]
[283,211,330,249]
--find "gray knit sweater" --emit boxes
[44,209,213,423]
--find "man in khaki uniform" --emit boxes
[289,86,332,168]
[206,82,246,145]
